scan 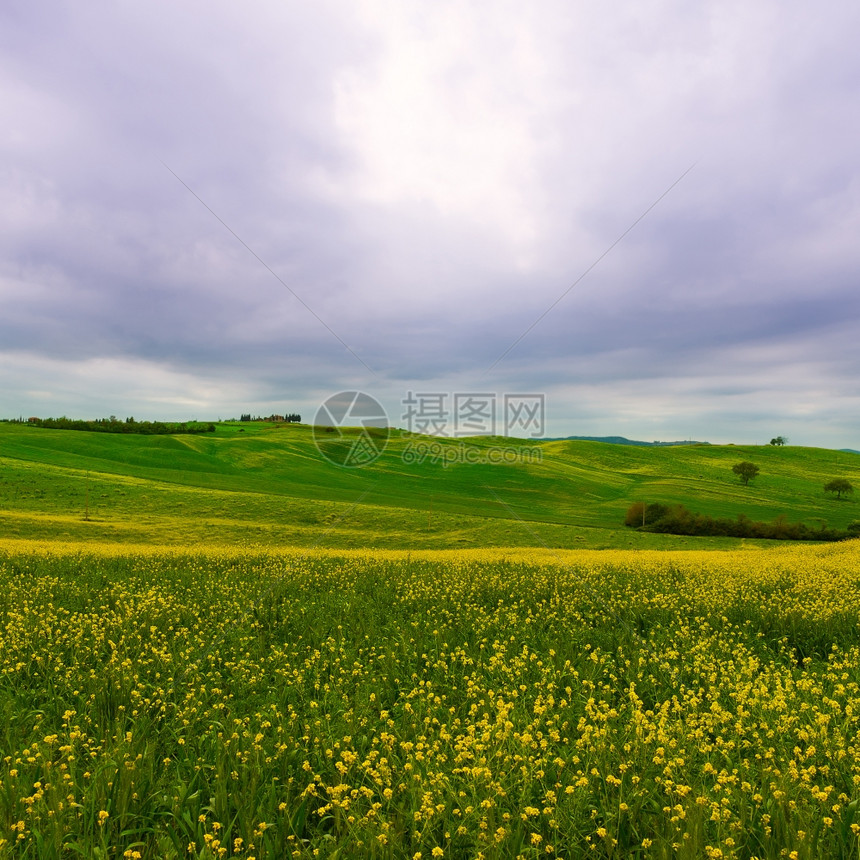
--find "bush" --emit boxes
[624,502,850,542]
[624,502,671,527]
[624,502,645,527]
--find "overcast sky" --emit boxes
[2,1,860,447]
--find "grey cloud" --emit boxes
[2,1,860,445]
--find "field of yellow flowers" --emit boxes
[1,539,860,859]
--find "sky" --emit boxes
[2,1,860,447]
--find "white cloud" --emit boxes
[331,1,553,267]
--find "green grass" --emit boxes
[1,422,858,550]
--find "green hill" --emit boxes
[1,421,857,549]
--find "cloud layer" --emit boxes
[2,0,860,446]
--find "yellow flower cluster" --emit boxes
[0,539,859,857]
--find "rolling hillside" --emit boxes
[1,421,858,549]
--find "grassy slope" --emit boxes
[1,421,858,549]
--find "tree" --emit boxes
[624,502,669,528]
[732,461,760,485]
[770,436,788,446]
[624,501,645,527]
[824,478,854,500]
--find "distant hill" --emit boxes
[547,435,710,447]
[2,421,860,551]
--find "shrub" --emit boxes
[624,502,850,542]
[624,502,645,527]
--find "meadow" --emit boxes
[2,421,859,550]
[2,424,860,857]
[2,540,860,858]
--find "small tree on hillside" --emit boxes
[732,461,760,486]
[824,478,854,500]
[624,502,670,528]
[624,502,645,527]
[770,436,788,446]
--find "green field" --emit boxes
[1,422,858,550]
[3,423,860,858]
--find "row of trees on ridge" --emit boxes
[625,502,858,542]
[28,416,215,434]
